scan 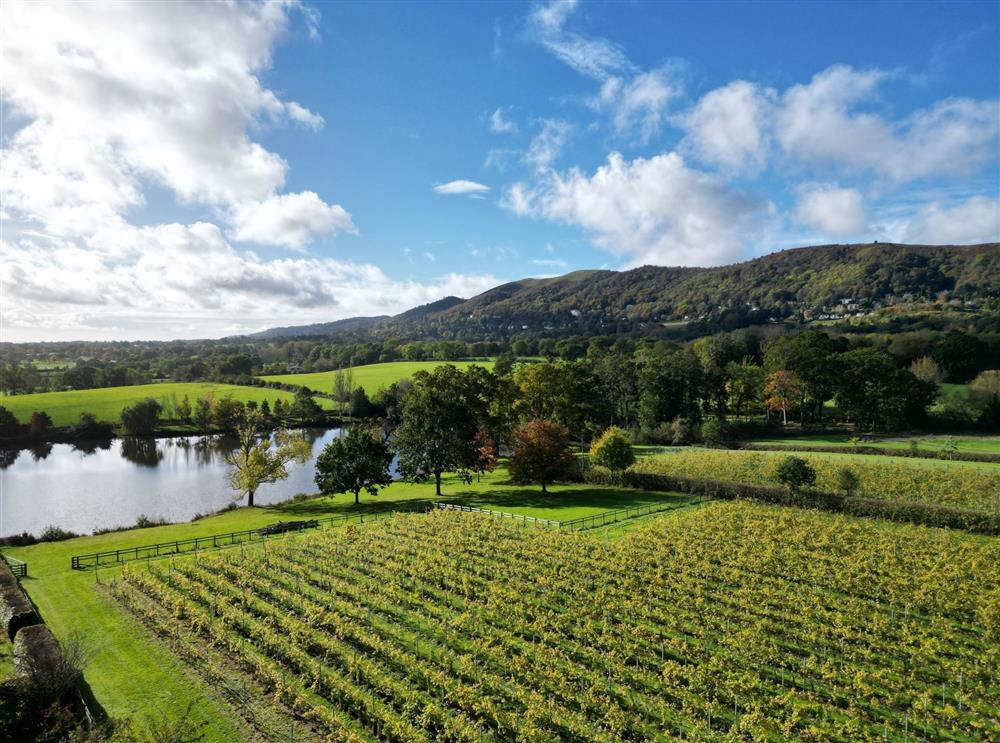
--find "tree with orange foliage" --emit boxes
[763,370,803,425]
[509,419,575,493]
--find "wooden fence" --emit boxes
[70,506,424,570]
[1,554,27,578]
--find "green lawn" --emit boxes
[1,468,694,738]
[0,382,334,427]
[750,434,1000,455]
[260,359,493,395]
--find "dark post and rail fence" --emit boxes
[70,505,425,570]
[1,554,27,578]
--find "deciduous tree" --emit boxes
[315,426,393,504]
[509,419,575,493]
[226,409,310,507]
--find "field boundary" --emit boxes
[739,442,1000,464]
[1,554,27,579]
[558,498,704,530]
[70,506,426,570]
[433,503,562,527]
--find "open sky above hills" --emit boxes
[2,0,998,341]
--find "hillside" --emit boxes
[252,243,1000,340]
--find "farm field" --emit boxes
[0,382,334,427]
[259,359,493,395]
[113,503,1000,741]
[749,434,1000,455]
[635,448,1000,511]
[1,469,698,739]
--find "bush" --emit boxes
[836,467,860,496]
[775,456,817,493]
[589,427,635,473]
[38,525,81,542]
[120,399,162,436]
[700,418,728,447]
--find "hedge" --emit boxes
[740,442,1000,464]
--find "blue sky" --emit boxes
[2,0,998,340]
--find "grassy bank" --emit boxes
[259,359,493,395]
[1,468,694,738]
[0,382,334,428]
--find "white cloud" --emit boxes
[794,185,868,236]
[490,107,519,134]
[901,196,1000,244]
[594,67,681,143]
[0,0,347,244]
[525,120,573,172]
[503,151,768,266]
[526,0,678,143]
[527,0,633,81]
[0,223,500,341]
[432,180,491,196]
[229,192,357,249]
[679,65,999,183]
[679,80,775,172]
[776,65,999,182]
[484,148,519,171]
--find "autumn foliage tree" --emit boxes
[588,426,634,474]
[225,409,311,507]
[471,428,498,481]
[763,370,803,425]
[509,419,575,493]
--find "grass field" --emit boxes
[750,433,1000,454]
[111,502,999,741]
[1,468,696,739]
[637,448,1000,511]
[0,382,335,427]
[259,359,493,395]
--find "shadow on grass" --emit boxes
[264,482,689,521]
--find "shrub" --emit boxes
[589,427,634,473]
[835,467,861,496]
[38,525,80,542]
[120,398,162,436]
[700,418,728,447]
[775,456,817,493]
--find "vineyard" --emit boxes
[633,449,1000,513]
[114,503,1000,742]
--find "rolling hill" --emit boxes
[250,242,1000,340]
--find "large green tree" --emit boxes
[394,365,484,495]
[315,426,393,504]
[835,348,937,430]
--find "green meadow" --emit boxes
[259,359,493,395]
[0,382,334,428]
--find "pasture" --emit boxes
[0,382,334,427]
[259,359,492,395]
[112,503,999,741]
[749,433,1000,455]
[635,448,1000,512]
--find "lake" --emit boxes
[0,428,359,537]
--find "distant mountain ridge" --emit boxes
[248,243,1000,340]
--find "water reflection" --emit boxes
[120,437,163,467]
[0,427,353,537]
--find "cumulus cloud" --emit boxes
[0,223,500,341]
[593,67,681,143]
[229,192,357,249]
[679,65,998,183]
[794,185,868,236]
[0,0,350,245]
[490,107,519,134]
[503,151,768,266]
[432,180,491,196]
[679,80,775,172]
[901,196,1000,244]
[525,120,573,172]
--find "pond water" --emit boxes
[0,428,367,537]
